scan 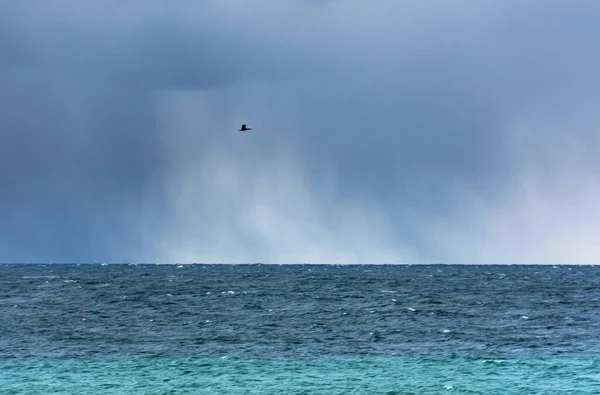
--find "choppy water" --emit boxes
[2,264,600,393]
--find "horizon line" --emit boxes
[2,262,599,266]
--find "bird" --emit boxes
[239,124,252,131]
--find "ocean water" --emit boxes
[1,263,599,394]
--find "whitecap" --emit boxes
[22,275,59,279]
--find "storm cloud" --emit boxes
[1,0,600,263]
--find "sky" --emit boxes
[1,0,600,264]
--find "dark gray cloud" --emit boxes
[1,1,600,263]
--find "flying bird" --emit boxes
[239,124,252,131]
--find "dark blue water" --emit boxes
[2,264,600,393]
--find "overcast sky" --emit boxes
[2,0,600,263]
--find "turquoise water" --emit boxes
[3,264,600,393]
[2,355,599,394]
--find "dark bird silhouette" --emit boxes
[239,124,252,131]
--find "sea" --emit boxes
[1,263,599,394]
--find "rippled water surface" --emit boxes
[2,264,599,393]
